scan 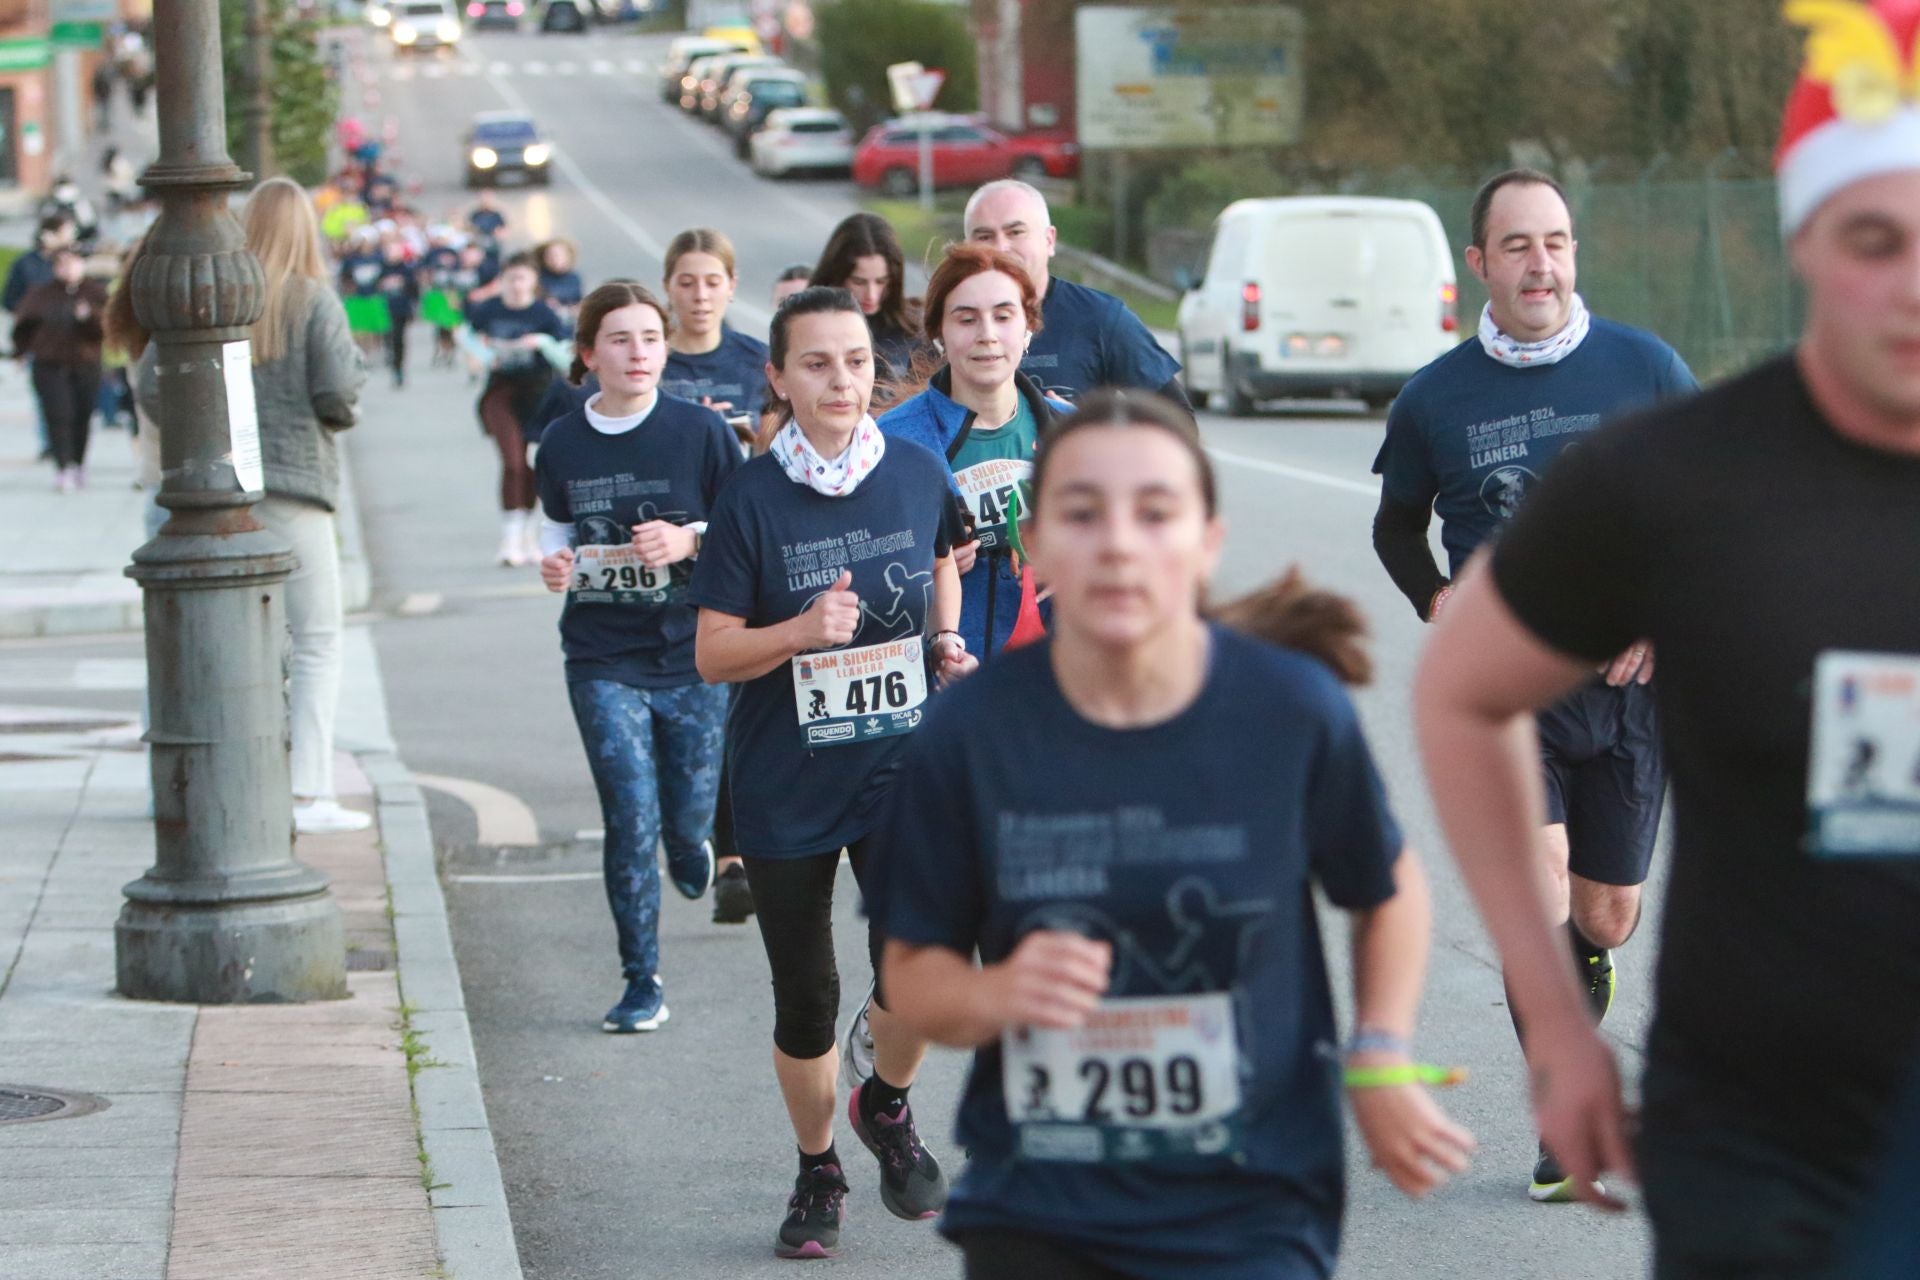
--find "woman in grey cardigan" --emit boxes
[139,177,369,834]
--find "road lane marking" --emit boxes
[554,62,577,75]
[448,871,600,883]
[1204,447,1379,498]
[589,60,612,75]
[523,59,547,75]
[413,772,541,846]
[396,592,444,616]
[488,61,511,74]
[622,58,646,73]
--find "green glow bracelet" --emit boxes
[1343,1064,1469,1089]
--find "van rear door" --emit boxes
[1257,210,1440,372]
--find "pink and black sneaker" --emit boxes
[776,1162,848,1259]
[848,1085,948,1220]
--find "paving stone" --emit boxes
[0,1240,169,1280]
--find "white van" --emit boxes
[1176,197,1459,414]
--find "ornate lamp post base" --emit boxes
[117,895,348,1005]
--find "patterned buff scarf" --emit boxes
[771,415,887,498]
[1477,293,1592,368]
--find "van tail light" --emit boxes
[1241,282,1260,332]
[1440,282,1459,333]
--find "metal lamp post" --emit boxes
[115,0,347,1003]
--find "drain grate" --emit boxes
[0,1085,107,1125]
[345,948,392,972]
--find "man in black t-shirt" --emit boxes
[1413,7,1920,1276]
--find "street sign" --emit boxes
[885,60,924,114]
[1074,5,1304,151]
[0,37,51,71]
[905,69,944,111]
[50,21,105,47]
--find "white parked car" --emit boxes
[749,108,855,179]
[1176,196,1460,414]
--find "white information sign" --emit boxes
[1074,5,1304,151]
[221,340,265,494]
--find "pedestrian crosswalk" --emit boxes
[377,55,652,81]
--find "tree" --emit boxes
[221,0,337,186]
[815,0,979,132]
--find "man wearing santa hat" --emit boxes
[1411,0,1920,1274]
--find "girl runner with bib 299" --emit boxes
[534,281,740,1034]
[689,285,976,1260]
[877,390,1475,1280]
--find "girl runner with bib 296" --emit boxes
[877,390,1475,1280]
[535,281,740,1034]
[689,285,976,1260]
[881,241,1069,661]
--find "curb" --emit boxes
[362,748,526,1280]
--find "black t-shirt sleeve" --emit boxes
[1303,684,1404,910]
[877,718,984,951]
[1372,492,1447,620]
[686,475,759,619]
[1489,426,1651,662]
[1371,396,1439,508]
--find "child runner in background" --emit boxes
[466,255,567,566]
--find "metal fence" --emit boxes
[1353,166,1804,381]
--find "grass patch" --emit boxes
[393,999,450,1195]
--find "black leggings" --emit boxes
[742,837,883,1060]
[35,359,101,469]
[952,1229,1133,1280]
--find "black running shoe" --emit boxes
[1584,948,1617,1021]
[1529,1140,1603,1203]
[712,861,755,924]
[776,1162,848,1259]
[848,1086,948,1220]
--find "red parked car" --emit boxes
[852,114,1079,196]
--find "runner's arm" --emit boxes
[1346,849,1431,1044]
[885,933,1111,1049]
[695,608,816,684]
[932,554,961,634]
[1372,493,1448,621]
[1414,558,1634,1204]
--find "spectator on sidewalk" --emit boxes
[13,246,106,492]
[141,177,368,835]
[963,179,1189,410]
[4,215,75,460]
[91,58,115,130]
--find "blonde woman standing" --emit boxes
[141,178,368,833]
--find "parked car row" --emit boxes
[658,34,857,179]
[364,0,611,42]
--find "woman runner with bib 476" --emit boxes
[878,391,1475,1280]
[690,285,975,1260]
[535,281,740,1033]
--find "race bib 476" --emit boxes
[791,637,928,748]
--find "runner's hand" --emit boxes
[1530,1021,1635,1210]
[952,538,979,576]
[631,520,696,568]
[792,571,860,649]
[1600,642,1654,686]
[991,930,1111,1032]
[539,548,574,593]
[1348,1066,1476,1198]
[933,634,977,689]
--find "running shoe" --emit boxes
[711,861,755,923]
[666,839,715,901]
[293,798,373,834]
[840,985,875,1088]
[1585,947,1617,1021]
[848,1085,948,1220]
[602,976,670,1033]
[776,1162,848,1259]
[1529,1141,1602,1203]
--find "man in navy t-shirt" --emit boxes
[964,180,1188,410]
[1370,168,1695,1204]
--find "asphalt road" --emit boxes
[340,24,1663,1278]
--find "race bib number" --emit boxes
[1807,650,1920,858]
[954,459,1032,551]
[570,543,676,607]
[1001,992,1243,1163]
[791,638,927,748]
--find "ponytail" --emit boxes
[1208,568,1372,686]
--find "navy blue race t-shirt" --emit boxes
[1021,277,1182,403]
[535,395,741,687]
[540,268,584,309]
[661,327,770,421]
[878,627,1403,1279]
[689,440,957,859]
[464,295,568,343]
[1372,318,1696,576]
[338,252,384,298]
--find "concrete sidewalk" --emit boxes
[0,330,515,1275]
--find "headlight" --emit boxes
[470,147,498,169]
[370,5,391,23]
[523,143,551,165]
[437,19,461,40]
[392,22,418,42]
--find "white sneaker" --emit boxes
[841,983,876,1088]
[498,510,529,567]
[294,798,373,834]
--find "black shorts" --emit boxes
[1536,679,1664,887]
